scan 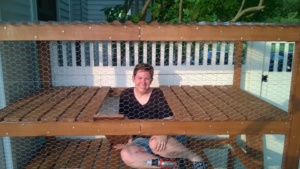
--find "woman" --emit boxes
[115,63,207,169]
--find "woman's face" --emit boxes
[132,70,152,94]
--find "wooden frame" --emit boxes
[0,22,299,168]
[0,22,299,41]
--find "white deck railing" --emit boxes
[50,41,235,87]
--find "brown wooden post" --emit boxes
[37,41,52,89]
[284,41,300,169]
[233,41,243,88]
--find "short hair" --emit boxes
[133,63,154,79]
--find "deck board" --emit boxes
[25,138,125,169]
[94,139,112,169]
[66,140,90,168]
[204,86,257,120]
[160,86,193,121]
[81,139,102,168]
[38,140,69,169]
[40,87,88,122]
[25,137,57,169]
[194,86,245,120]
[182,86,228,121]
[53,140,79,168]
[77,86,111,122]
[171,86,211,120]
[0,89,52,121]
[209,86,263,120]
[0,86,289,124]
[22,87,75,122]
[4,88,62,122]
[59,88,98,122]
[218,86,288,120]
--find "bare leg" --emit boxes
[120,144,159,168]
[149,136,203,162]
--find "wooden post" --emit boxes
[284,41,300,169]
[233,41,243,88]
[37,41,52,89]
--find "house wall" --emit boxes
[0,0,37,21]
[0,1,43,169]
[0,137,4,169]
[56,0,72,21]
[72,0,88,21]
[70,0,129,22]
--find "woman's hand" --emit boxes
[151,135,168,152]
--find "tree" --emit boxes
[102,0,300,23]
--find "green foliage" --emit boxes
[101,5,129,23]
[102,0,300,23]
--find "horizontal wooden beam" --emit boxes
[0,121,141,137]
[0,22,140,41]
[0,22,299,41]
[140,121,291,135]
[0,120,291,137]
[140,24,300,41]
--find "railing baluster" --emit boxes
[212,42,217,65]
[98,42,103,66]
[274,42,280,72]
[117,41,121,66]
[50,41,58,67]
[160,42,165,66]
[125,41,130,67]
[89,41,94,67]
[71,41,76,67]
[143,41,147,63]
[80,41,85,66]
[195,42,200,66]
[152,42,156,66]
[282,43,289,72]
[177,42,182,65]
[169,42,173,66]
[203,42,208,66]
[62,41,67,67]
[228,42,234,65]
[107,42,112,66]
[220,42,226,66]
[186,42,192,66]
[134,42,138,65]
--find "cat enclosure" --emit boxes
[0,22,299,169]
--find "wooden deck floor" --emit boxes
[0,86,289,123]
[25,138,131,169]
[24,136,263,169]
[0,86,290,169]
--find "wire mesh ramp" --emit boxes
[0,86,289,123]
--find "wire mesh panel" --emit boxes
[0,39,295,169]
[0,134,289,169]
